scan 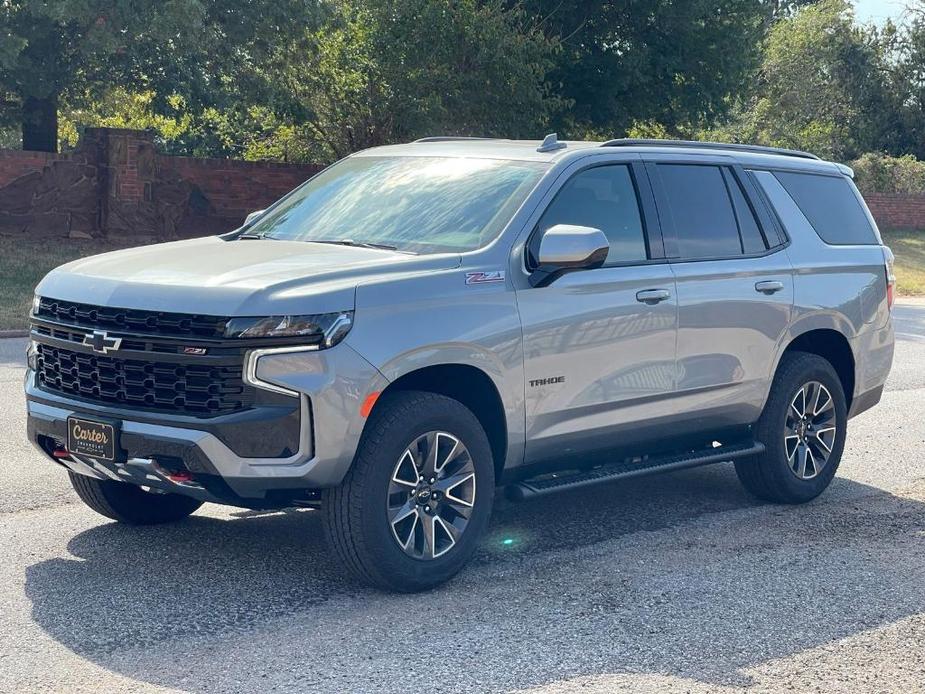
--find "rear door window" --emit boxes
[656,164,743,259]
[725,170,769,254]
[773,171,878,245]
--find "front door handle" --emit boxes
[636,288,671,305]
[755,280,785,295]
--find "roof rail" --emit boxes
[413,136,501,143]
[601,138,821,161]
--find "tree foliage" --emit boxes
[851,152,925,195]
[511,0,817,138]
[890,7,925,159]
[8,0,925,165]
[708,0,900,160]
[0,0,317,151]
[258,0,562,161]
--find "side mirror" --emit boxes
[244,209,266,226]
[529,224,610,287]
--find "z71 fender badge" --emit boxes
[465,270,505,286]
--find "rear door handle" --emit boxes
[636,288,671,305]
[755,280,785,295]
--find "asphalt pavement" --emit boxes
[2,304,925,693]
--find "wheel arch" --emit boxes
[368,363,509,479]
[777,328,856,410]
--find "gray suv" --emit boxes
[25,136,895,591]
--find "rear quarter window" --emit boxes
[772,171,878,245]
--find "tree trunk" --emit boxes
[21,95,58,152]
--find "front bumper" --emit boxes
[25,343,387,506]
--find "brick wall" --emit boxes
[864,193,925,232]
[3,131,921,239]
[0,147,99,238]
[0,128,322,240]
[0,150,66,188]
[164,156,320,222]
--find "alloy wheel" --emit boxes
[387,431,477,560]
[784,381,838,480]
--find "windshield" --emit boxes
[243,156,547,254]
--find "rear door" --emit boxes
[646,156,794,433]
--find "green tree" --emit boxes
[511,0,813,139]
[0,0,317,152]
[264,0,561,161]
[889,6,925,158]
[710,0,899,160]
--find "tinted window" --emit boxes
[658,164,741,259]
[773,171,878,245]
[536,165,648,265]
[727,171,769,253]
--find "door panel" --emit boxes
[668,254,793,426]
[646,158,795,430]
[515,159,679,465]
[518,265,678,464]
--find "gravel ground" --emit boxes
[1,304,924,693]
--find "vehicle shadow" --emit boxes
[23,465,925,692]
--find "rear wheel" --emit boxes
[322,391,495,592]
[68,472,203,524]
[735,352,847,503]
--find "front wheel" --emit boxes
[322,391,495,592]
[69,472,203,524]
[735,352,848,504]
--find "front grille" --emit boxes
[33,324,198,354]
[35,344,249,416]
[36,298,230,340]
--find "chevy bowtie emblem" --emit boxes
[83,330,122,354]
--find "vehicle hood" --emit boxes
[36,236,461,316]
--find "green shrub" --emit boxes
[851,153,925,196]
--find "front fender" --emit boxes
[348,270,526,470]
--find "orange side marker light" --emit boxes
[360,391,381,418]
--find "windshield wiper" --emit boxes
[312,239,400,251]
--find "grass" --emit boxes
[0,237,139,331]
[0,229,922,332]
[881,229,925,297]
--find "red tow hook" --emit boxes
[166,470,194,483]
[52,447,71,459]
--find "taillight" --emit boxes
[883,246,896,310]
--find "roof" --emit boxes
[351,138,600,163]
[349,136,845,174]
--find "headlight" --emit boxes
[31,294,41,316]
[224,311,353,347]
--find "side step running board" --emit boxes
[506,441,765,501]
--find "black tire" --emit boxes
[68,472,203,524]
[322,390,495,592]
[735,351,848,504]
